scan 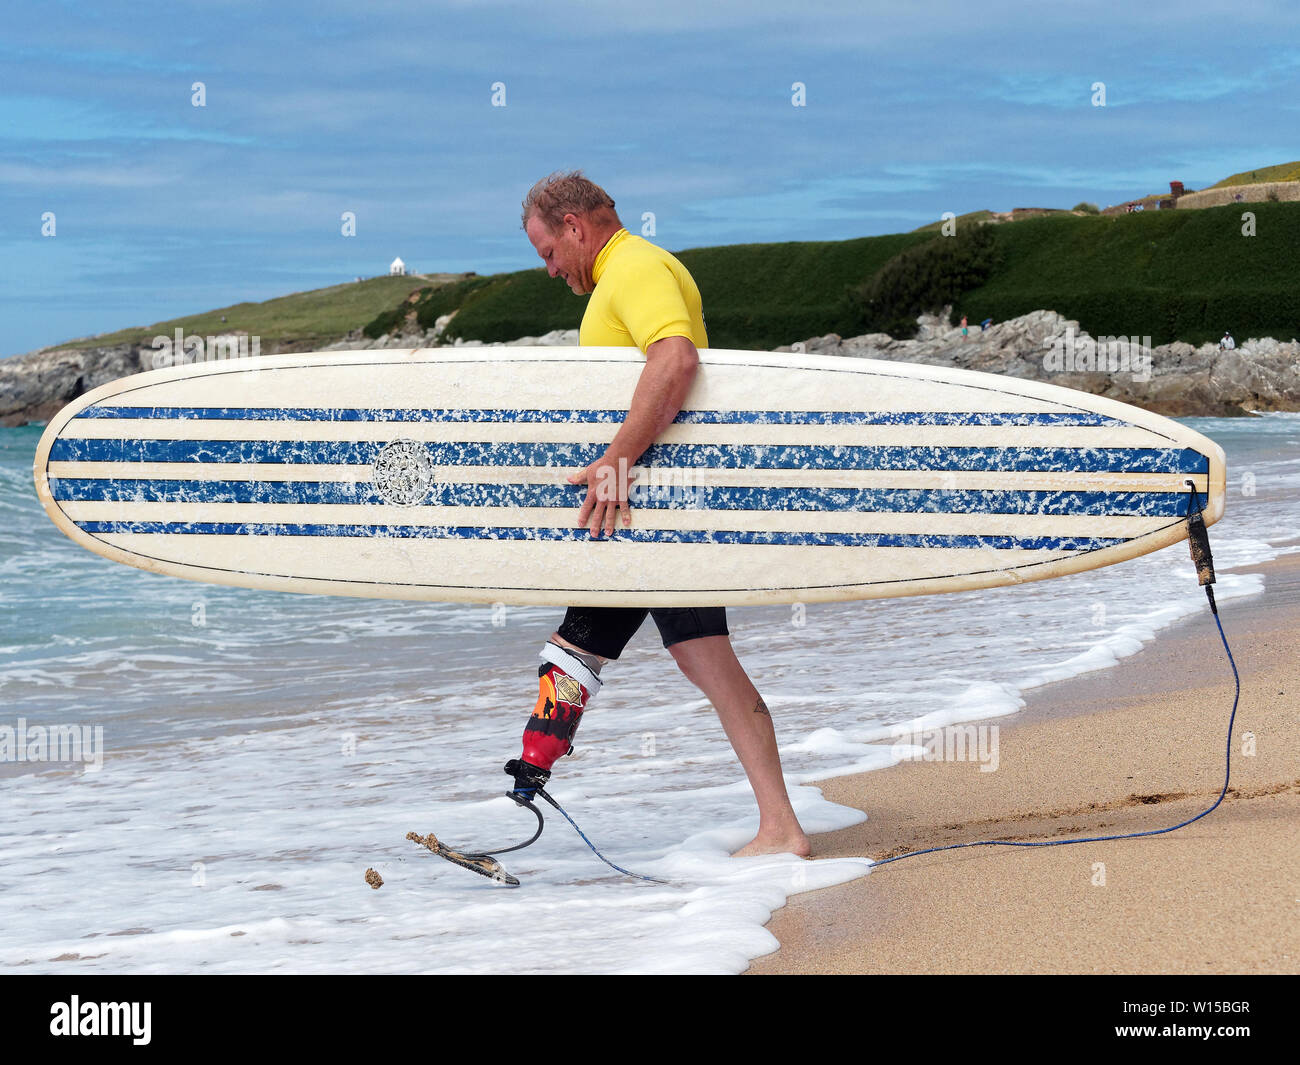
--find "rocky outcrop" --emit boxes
[4,309,1296,425]
[0,322,582,425]
[779,309,1300,417]
[447,328,579,348]
[0,342,151,426]
[323,312,578,352]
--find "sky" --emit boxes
[3,0,1298,356]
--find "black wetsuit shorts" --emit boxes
[556,606,729,660]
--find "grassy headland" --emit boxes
[32,195,1300,357]
[55,274,458,353]
[391,201,1300,348]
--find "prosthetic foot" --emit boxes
[507,641,602,796]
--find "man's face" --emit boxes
[526,214,592,295]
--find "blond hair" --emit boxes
[521,170,620,231]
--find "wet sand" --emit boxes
[748,552,1300,974]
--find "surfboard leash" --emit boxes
[872,480,1240,867]
[409,761,668,886]
[512,785,669,884]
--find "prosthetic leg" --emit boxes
[505,641,602,796]
[411,640,663,884]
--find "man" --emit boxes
[509,171,809,858]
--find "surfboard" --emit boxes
[33,346,1226,606]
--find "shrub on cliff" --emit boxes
[361,305,408,340]
[849,225,1002,339]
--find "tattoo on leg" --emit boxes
[753,696,770,716]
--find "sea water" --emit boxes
[2,414,1297,974]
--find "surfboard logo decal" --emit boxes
[371,440,434,506]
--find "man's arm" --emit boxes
[569,335,699,538]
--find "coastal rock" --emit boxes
[5,312,1297,425]
[0,343,142,426]
[505,329,580,347]
[779,310,1300,417]
[790,333,845,355]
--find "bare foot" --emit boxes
[732,831,812,858]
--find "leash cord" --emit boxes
[531,787,669,884]
[873,481,1238,867]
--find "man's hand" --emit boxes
[569,335,698,539]
[568,451,636,538]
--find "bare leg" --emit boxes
[668,635,810,858]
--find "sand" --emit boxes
[747,552,1300,974]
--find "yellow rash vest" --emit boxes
[579,228,709,351]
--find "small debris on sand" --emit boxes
[364,867,383,890]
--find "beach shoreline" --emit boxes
[747,550,1300,974]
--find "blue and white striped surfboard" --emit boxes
[33,346,1225,606]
